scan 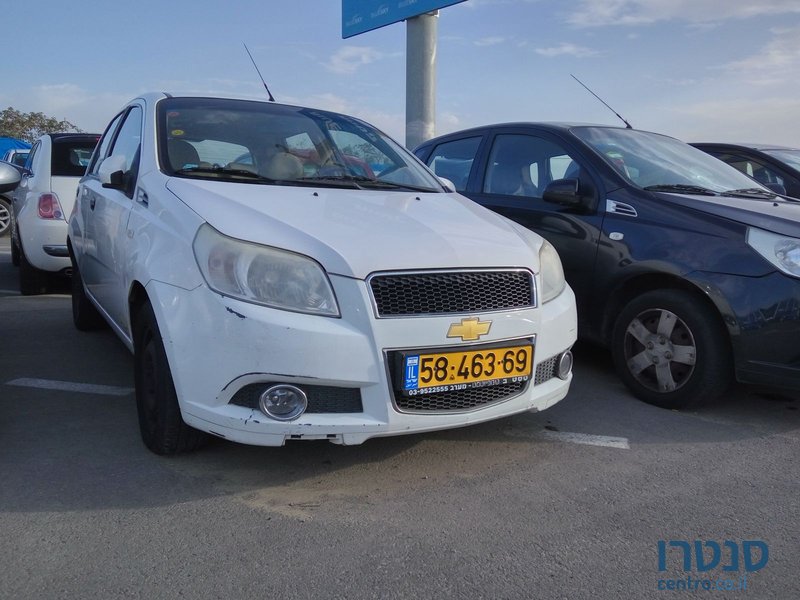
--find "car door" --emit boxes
[80,106,142,329]
[426,128,605,329]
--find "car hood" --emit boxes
[653,192,800,238]
[166,178,541,279]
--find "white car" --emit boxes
[11,133,99,294]
[68,93,577,454]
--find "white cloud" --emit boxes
[662,97,800,146]
[323,46,389,75]
[567,0,800,27]
[535,43,599,58]
[474,36,506,47]
[722,26,800,85]
[0,84,132,134]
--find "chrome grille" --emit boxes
[230,383,363,413]
[369,270,534,317]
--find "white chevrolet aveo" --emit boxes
[68,93,577,454]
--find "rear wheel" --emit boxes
[18,239,49,295]
[611,289,731,409]
[0,197,11,237]
[134,302,208,455]
[71,256,105,330]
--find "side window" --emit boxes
[718,153,785,187]
[109,106,142,174]
[24,141,40,172]
[426,137,480,192]
[483,134,579,199]
[107,106,143,197]
[89,112,125,175]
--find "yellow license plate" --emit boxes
[402,344,533,395]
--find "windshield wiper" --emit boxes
[175,166,275,182]
[643,184,718,196]
[297,175,362,189]
[345,176,439,193]
[720,188,777,199]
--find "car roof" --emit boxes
[691,142,800,152]
[416,122,665,148]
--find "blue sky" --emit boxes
[2,0,799,147]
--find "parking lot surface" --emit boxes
[1,237,798,599]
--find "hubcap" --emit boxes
[0,202,10,235]
[623,308,696,393]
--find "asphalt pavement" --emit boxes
[0,235,798,600]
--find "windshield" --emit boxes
[570,126,771,195]
[157,97,442,192]
[762,148,800,171]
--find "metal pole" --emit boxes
[405,11,438,150]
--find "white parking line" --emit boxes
[6,378,134,396]
[539,430,630,449]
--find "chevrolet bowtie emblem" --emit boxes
[447,317,492,341]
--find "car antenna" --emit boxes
[243,42,275,102]
[571,74,632,129]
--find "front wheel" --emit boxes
[611,289,732,409]
[134,302,208,454]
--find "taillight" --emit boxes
[38,193,65,220]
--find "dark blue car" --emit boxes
[415,123,800,409]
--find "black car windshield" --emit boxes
[762,148,800,171]
[157,97,443,192]
[571,126,771,195]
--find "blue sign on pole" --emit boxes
[342,0,467,38]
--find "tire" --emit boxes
[0,197,10,237]
[134,302,208,455]
[71,257,106,331]
[18,239,50,295]
[11,224,20,267]
[611,289,732,409]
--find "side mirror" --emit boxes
[0,161,22,193]
[764,182,787,195]
[99,155,127,189]
[438,176,456,192]
[543,178,583,207]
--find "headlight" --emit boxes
[193,224,340,316]
[539,239,566,303]
[746,227,800,278]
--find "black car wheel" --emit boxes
[0,197,10,237]
[134,302,208,455]
[11,224,20,266]
[18,239,50,296]
[612,289,731,409]
[71,257,106,331]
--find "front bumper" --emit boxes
[693,271,800,390]
[146,274,578,447]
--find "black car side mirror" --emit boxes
[543,178,584,207]
[763,182,787,195]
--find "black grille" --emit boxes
[230,383,363,413]
[369,270,534,317]
[395,380,527,412]
[534,355,559,385]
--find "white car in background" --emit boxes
[11,133,99,294]
[68,93,577,454]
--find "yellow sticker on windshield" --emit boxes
[171,129,185,136]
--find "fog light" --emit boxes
[557,350,573,380]
[259,385,308,421]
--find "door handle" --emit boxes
[90,196,96,210]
